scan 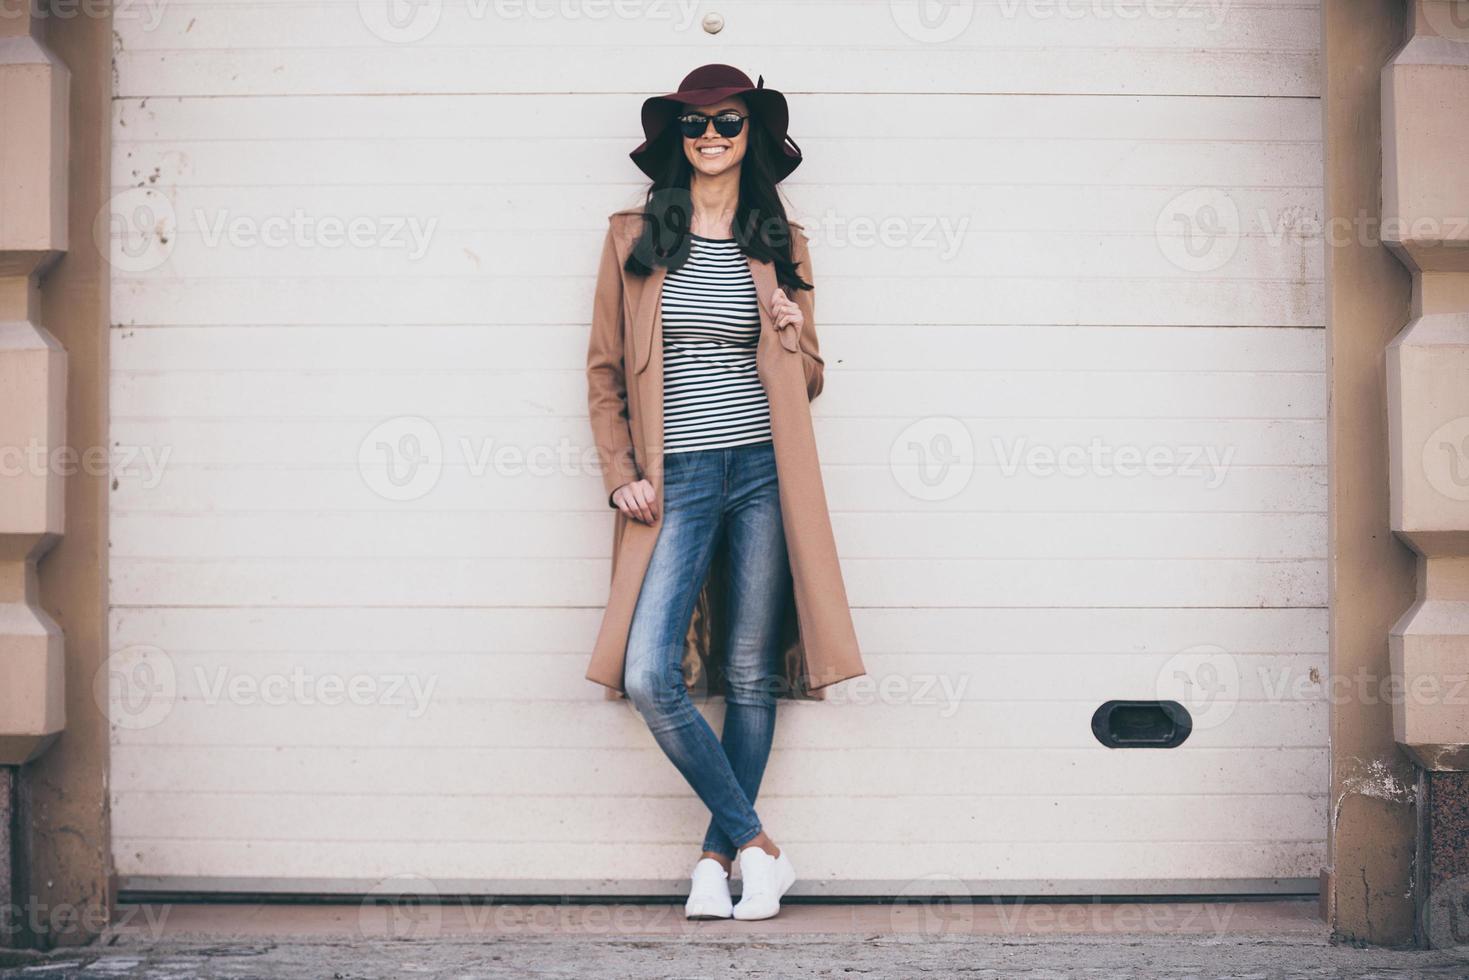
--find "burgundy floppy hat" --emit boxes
[629,63,802,182]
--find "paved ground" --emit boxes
[1,900,1464,978]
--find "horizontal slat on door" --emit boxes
[109,466,1324,514]
[111,512,1327,559]
[115,137,1321,191]
[113,325,1325,372]
[118,92,1321,143]
[113,605,1325,653]
[109,556,1326,608]
[109,700,1325,751]
[109,417,1326,468]
[111,369,1325,418]
[101,645,1330,701]
[110,229,1322,282]
[112,740,1325,791]
[104,184,1322,242]
[115,276,1322,328]
[111,793,1327,845]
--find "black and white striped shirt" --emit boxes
[660,234,773,453]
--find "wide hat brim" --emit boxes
[629,64,802,182]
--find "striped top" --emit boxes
[660,234,773,453]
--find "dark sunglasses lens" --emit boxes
[676,113,746,139]
[712,114,746,137]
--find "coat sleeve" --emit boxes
[586,222,640,506]
[790,227,825,402]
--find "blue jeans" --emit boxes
[622,440,791,859]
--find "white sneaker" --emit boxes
[684,857,732,919]
[732,846,796,921]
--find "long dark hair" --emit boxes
[623,110,811,295]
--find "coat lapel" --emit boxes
[632,262,666,375]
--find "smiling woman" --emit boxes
[584,63,863,923]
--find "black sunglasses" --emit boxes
[676,111,748,140]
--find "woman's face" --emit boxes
[681,95,749,178]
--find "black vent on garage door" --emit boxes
[1091,700,1192,749]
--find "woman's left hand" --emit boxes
[771,286,803,337]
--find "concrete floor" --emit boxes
[113,897,1331,939]
[1,900,1465,978]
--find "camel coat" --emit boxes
[584,208,866,702]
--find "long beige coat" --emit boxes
[584,208,866,702]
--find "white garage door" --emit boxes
[108,1,1327,895]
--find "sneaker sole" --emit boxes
[732,904,779,921]
[685,899,732,920]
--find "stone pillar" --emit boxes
[20,0,116,947]
[0,0,71,811]
[0,0,71,950]
[1382,0,1469,950]
[1322,0,1418,946]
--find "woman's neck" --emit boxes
[689,169,740,239]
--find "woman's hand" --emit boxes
[611,479,659,525]
[771,286,803,337]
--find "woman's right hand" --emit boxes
[611,479,659,525]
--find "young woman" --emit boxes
[583,64,866,922]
